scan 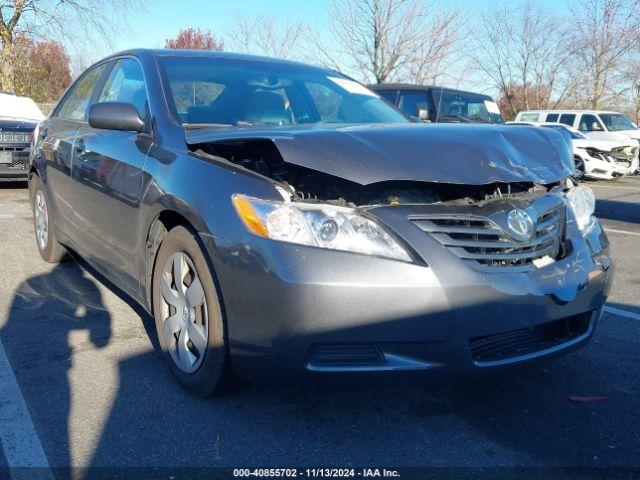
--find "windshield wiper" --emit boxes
[183,123,234,129]
[468,117,491,124]
[437,114,472,123]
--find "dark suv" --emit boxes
[369,84,504,124]
[0,93,44,181]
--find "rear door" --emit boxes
[71,57,153,293]
[39,63,109,234]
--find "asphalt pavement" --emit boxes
[0,177,639,479]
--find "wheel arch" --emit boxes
[145,210,195,310]
[143,208,224,315]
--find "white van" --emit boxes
[515,110,639,174]
[515,110,640,142]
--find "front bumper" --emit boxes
[205,200,613,383]
[0,146,30,179]
[582,153,616,180]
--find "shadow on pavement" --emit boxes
[0,180,28,189]
[596,199,640,224]
[2,260,639,477]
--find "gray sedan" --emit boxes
[29,49,613,396]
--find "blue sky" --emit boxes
[72,0,570,94]
[107,0,567,52]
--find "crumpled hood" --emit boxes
[574,138,634,151]
[186,123,573,185]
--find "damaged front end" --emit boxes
[582,145,639,178]
[188,126,609,278]
[187,125,613,377]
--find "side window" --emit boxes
[96,59,148,119]
[545,113,559,122]
[559,114,576,126]
[57,64,107,121]
[377,90,398,105]
[578,114,604,132]
[398,91,429,117]
[519,112,540,122]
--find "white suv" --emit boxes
[515,110,639,174]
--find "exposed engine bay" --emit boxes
[193,139,560,207]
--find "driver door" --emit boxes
[71,57,153,294]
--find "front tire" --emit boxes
[573,156,585,182]
[29,174,69,263]
[152,226,227,397]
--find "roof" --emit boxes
[367,83,494,98]
[517,109,621,115]
[100,48,326,70]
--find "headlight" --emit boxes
[566,185,595,234]
[232,194,412,262]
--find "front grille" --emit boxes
[2,160,28,170]
[412,203,565,272]
[1,145,27,151]
[469,311,592,364]
[308,344,385,367]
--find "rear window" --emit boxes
[519,112,540,122]
[559,114,576,126]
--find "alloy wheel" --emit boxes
[159,251,208,373]
[35,190,49,250]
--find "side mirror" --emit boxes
[88,102,146,133]
[415,102,430,121]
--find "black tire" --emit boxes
[29,173,69,263]
[573,156,585,182]
[152,226,227,397]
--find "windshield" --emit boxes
[433,89,503,124]
[0,93,44,121]
[599,113,637,132]
[157,56,408,127]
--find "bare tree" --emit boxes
[226,13,308,60]
[314,0,427,83]
[0,0,143,93]
[473,0,576,119]
[403,7,469,86]
[568,0,640,109]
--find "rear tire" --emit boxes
[152,226,227,397]
[29,173,69,263]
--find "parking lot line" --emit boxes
[590,185,639,190]
[603,228,640,237]
[604,305,640,321]
[0,338,54,479]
